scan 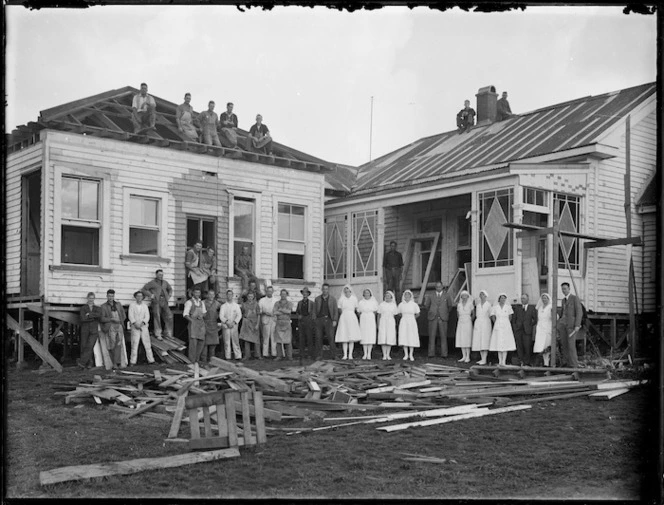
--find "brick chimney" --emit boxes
[475,85,498,126]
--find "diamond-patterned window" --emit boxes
[324,214,347,280]
[555,193,580,269]
[479,188,513,268]
[352,210,378,277]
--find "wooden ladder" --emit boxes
[184,388,267,451]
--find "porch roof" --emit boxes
[337,82,655,196]
[6,86,333,174]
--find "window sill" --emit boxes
[272,279,316,287]
[120,254,172,263]
[50,265,113,274]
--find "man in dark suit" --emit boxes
[557,282,583,368]
[423,281,454,358]
[314,283,338,359]
[511,293,537,366]
[296,287,316,359]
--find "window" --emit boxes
[523,210,549,276]
[324,214,347,280]
[61,176,100,265]
[479,188,514,268]
[278,203,305,279]
[187,217,216,250]
[352,210,378,277]
[129,196,160,255]
[417,217,442,285]
[555,193,580,270]
[523,187,546,206]
[233,197,255,275]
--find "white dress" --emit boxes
[377,301,398,345]
[489,303,516,351]
[335,295,362,343]
[455,300,474,347]
[358,298,379,344]
[533,304,553,353]
[397,300,420,347]
[471,301,492,351]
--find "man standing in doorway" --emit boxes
[185,240,207,296]
[424,281,454,358]
[383,241,404,302]
[142,269,173,341]
[557,282,582,368]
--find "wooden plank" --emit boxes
[418,232,440,304]
[189,436,247,450]
[6,314,63,372]
[158,373,188,388]
[216,404,228,438]
[96,332,114,371]
[584,236,642,249]
[254,391,267,444]
[39,447,240,485]
[185,391,228,410]
[202,407,213,438]
[225,392,238,447]
[377,405,531,432]
[127,398,166,419]
[209,357,290,392]
[589,388,630,400]
[240,392,253,445]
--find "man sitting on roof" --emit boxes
[456,100,476,134]
[496,92,515,122]
[219,102,239,148]
[199,101,221,147]
[131,82,157,133]
[176,92,199,142]
[247,114,272,154]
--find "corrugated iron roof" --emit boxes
[7,86,333,173]
[350,82,655,194]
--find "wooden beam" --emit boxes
[25,303,80,325]
[39,447,240,485]
[551,209,559,368]
[6,315,63,372]
[584,237,642,249]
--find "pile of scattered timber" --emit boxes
[52,359,645,433]
[43,359,646,486]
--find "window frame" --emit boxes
[122,187,169,259]
[275,200,308,281]
[53,166,111,268]
[351,209,378,278]
[554,192,581,270]
[478,187,514,269]
[324,214,348,281]
[229,190,261,278]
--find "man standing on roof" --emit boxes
[496,92,515,122]
[383,241,404,303]
[219,102,239,148]
[142,269,173,341]
[199,101,221,147]
[456,100,476,133]
[248,114,272,154]
[131,82,157,133]
[176,92,199,141]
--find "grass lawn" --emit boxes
[5,355,660,500]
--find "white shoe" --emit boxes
[409,356,415,361]
[458,358,465,362]
[403,356,408,360]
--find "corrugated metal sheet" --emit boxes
[352,82,655,193]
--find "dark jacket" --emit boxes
[560,294,583,329]
[314,294,338,322]
[296,299,315,319]
[511,303,538,334]
[80,304,102,336]
[99,301,127,333]
[424,291,454,321]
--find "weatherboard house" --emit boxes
[323,83,657,348]
[6,86,333,367]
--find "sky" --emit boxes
[5,5,658,167]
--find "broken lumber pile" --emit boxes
[150,335,192,364]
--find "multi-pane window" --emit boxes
[324,214,347,280]
[233,197,255,275]
[278,203,306,279]
[523,187,546,206]
[129,196,160,255]
[61,176,100,265]
[479,188,514,268]
[555,193,580,269]
[352,210,378,277]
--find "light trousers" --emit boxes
[130,325,154,364]
[222,327,242,359]
[261,320,277,357]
